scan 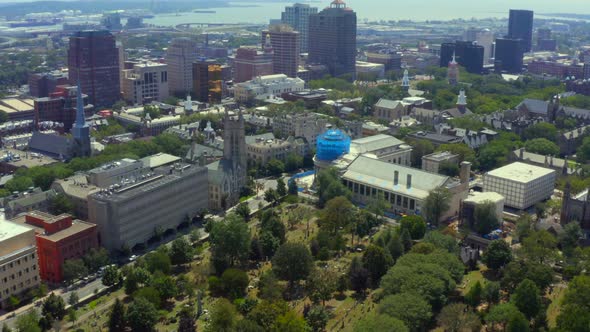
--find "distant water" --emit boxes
[145,0,590,26]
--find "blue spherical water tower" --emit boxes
[316,129,351,161]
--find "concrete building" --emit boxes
[122,61,169,105]
[281,3,317,53]
[483,162,556,210]
[67,30,120,108]
[234,74,305,103]
[246,134,306,166]
[308,0,357,79]
[356,61,385,80]
[422,151,460,174]
[272,112,328,147]
[0,220,40,308]
[166,38,198,96]
[233,46,274,83]
[262,26,300,78]
[349,134,412,166]
[88,163,208,251]
[341,156,470,219]
[462,191,505,231]
[11,211,98,284]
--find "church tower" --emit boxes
[448,52,459,85]
[457,89,468,114]
[401,69,410,92]
[223,109,247,174]
[71,83,91,157]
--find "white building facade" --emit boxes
[234,74,305,103]
[122,62,169,105]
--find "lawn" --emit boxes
[459,269,485,296]
[547,283,567,328]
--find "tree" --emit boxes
[207,299,238,332]
[316,168,351,207]
[210,214,251,273]
[474,200,500,235]
[520,230,558,264]
[485,303,522,330]
[320,196,354,234]
[68,308,78,325]
[306,268,338,306]
[82,247,110,273]
[267,159,285,176]
[145,249,171,274]
[306,305,330,332]
[264,188,280,205]
[68,292,79,307]
[437,303,482,332]
[0,110,7,124]
[5,176,34,193]
[235,202,252,221]
[482,239,513,270]
[258,271,284,301]
[465,281,483,308]
[43,292,66,321]
[439,161,459,177]
[399,215,427,240]
[277,178,287,197]
[285,153,303,172]
[524,138,560,155]
[348,256,369,294]
[170,237,194,265]
[423,231,458,254]
[523,122,557,141]
[102,265,122,287]
[48,193,74,215]
[560,221,582,254]
[124,267,152,295]
[400,228,412,252]
[127,298,158,332]
[135,286,162,308]
[355,314,408,332]
[108,298,126,332]
[288,179,298,196]
[507,312,530,332]
[152,275,178,302]
[7,296,20,310]
[273,311,309,332]
[511,279,541,319]
[408,139,434,167]
[483,281,501,305]
[437,143,476,163]
[378,293,432,331]
[1,324,11,332]
[423,187,452,225]
[221,268,249,300]
[272,243,314,287]
[178,306,196,332]
[362,245,393,287]
[15,311,41,332]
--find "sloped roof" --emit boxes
[29,132,72,159]
[375,98,403,110]
[517,99,549,115]
[350,134,405,154]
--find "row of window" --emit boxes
[0,276,38,299]
[343,179,417,210]
[2,265,36,283]
[0,253,35,272]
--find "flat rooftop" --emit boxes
[11,213,96,242]
[464,191,504,204]
[0,220,33,242]
[486,162,555,183]
[1,148,59,168]
[423,151,459,162]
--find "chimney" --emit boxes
[394,171,399,186]
[519,147,524,159]
[460,161,471,184]
[406,174,412,189]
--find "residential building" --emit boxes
[166,38,198,96]
[440,41,485,74]
[281,3,317,53]
[262,26,300,78]
[88,163,208,251]
[483,162,555,210]
[308,0,357,79]
[234,74,305,103]
[11,211,98,284]
[233,46,274,83]
[341,156,470,219]
[206,111,247,211]
[67,30,120,108]
[34,85,93,132]
[192,60,223,104]
[272,112,328,147]
[494,38,524,73]
[422,151,460,174]
[508,9,534,53]
[0,220,40,308]
[121,61,169,105]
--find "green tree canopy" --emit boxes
[272,243,313,286]
[423,187,452,225]
[482,239,513,270]
[524,138,560,155]
[354,314,408,332]
[127,297,159,332]
[378,293,432,331]
[210,214,251,273]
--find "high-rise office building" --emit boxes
[308,0,357,80]
[233,46,274,83]
[494,38,524,73]
[440,41,484,74]
[67,30,120,108]
[192,60,223,104]
[262,25,300,78]
[536,28,556,51]
[166,38,199,96]
[281,3,318,53]
[121,61,169,105]
[508,9,534,53]
[464,28,494,65]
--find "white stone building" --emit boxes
[234,74,305,103]
[122,61,169,105]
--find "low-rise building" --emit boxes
[483,162,556,210]
[234,74,305,103]
[0,189,57,219]
[10,211,98,284]
[0,220,40,308]
[246,134,306,166]
[272,112,328,148]
[461,191,505,231]
[356,61,385,80]
[422,151,460,174]
[0,98,35,122]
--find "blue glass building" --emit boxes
[316,129,351,161]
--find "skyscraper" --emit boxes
[494,38,524,73]
[440,41,484,74]
[308,0,357,80]
[71,84,91,158]
[262,25,300,78]
[167,38,199,96]
[68,30,120,108]
[192,60,222,104]
[281,3,318,53]
[508,9,534,53]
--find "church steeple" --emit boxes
[71,83,91,157]
[401,69,410,91]
[264,33,273,54]
[74,82,88,129]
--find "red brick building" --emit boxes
[34,85,92,132]
[12,211,98,284]
[233,47,274,83]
